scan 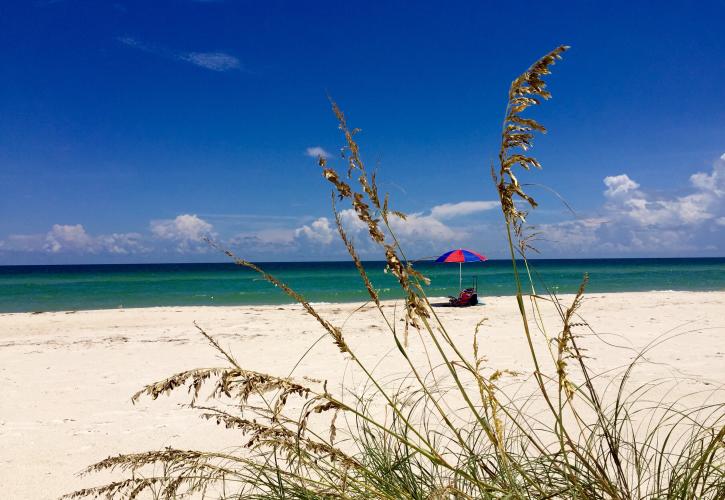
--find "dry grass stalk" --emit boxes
[496,45,568,232]
[320,102,430,334]
[331,193,380,307]
[205,238,350,354]
[556,274,589,400]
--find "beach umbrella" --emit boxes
[435,248,487,290]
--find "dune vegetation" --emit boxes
[67,47,724,499]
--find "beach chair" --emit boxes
[448,277,479,307]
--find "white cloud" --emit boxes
[340,207,458,244]
[44,224,93,253]
[285,198,502,254]
[118,36,240,72]
[96,233,147,255]
[429,200,499,219]
[0,224,146,255]
[305,146,331,159]
[150,214,214,247]
[181,52,240,71]
[534,216,708,255]
[603,156,725,228]
[294,217,335,244]
[538,153,725,255]
[689,153,725,196]
[290,206,461,255]
[337,208,368,234]
[389,213,458,241]
[603,174,640,197]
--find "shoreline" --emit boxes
[2,290,724,498]
[3,258,724,314]
[2,288,725,315]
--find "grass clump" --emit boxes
[67,47,724,499]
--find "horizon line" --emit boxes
[1,256,724,267]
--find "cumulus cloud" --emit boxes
[294,217,335,244]
[0,224,146,255]
[389,213,457,241]
[603,174,640,197]
[535,216,704,255]
[118,36,240,72]
[340,208,458,244]
[689,153,725,196]
[539,153,725,255]
[604,174,639,198]
[603,155,725,227]
[150,214,213,241]
[430,200,499,219]
[95,233,147,255]
[150,214,214,251]
[284,198,504,255]
[44,224,93,253]
[305,146,331,159]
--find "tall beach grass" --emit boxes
[66,47,724,499]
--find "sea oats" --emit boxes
[497,45,568,231]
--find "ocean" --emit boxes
[1,258,724,313]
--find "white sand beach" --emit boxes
[1,291,724,499]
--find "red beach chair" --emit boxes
[448,277,479,307]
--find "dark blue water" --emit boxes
[0,258,723,313]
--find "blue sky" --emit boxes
[1,0,724,264]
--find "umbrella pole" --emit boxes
[459,262,462,290]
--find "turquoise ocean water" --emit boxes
[1,258,724,313]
